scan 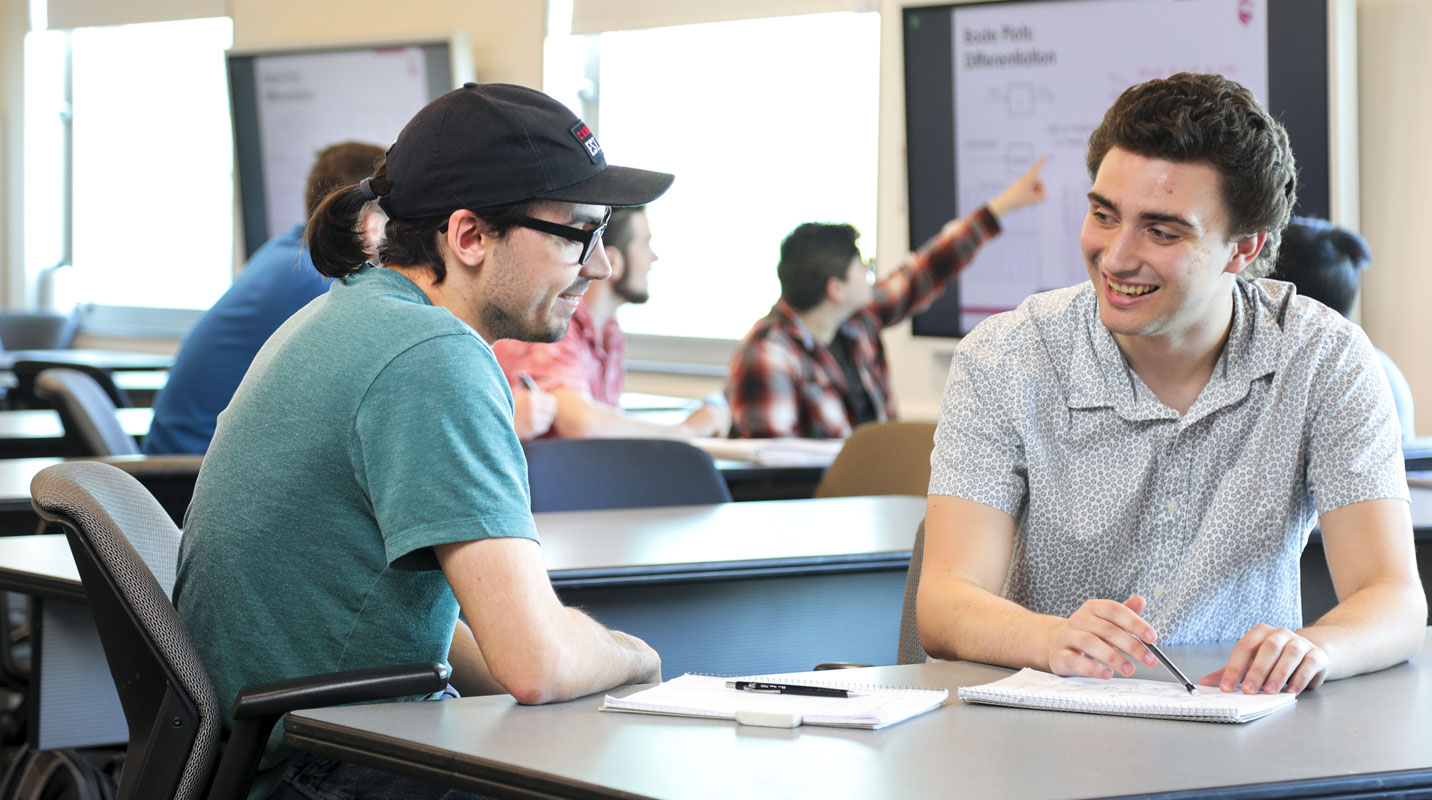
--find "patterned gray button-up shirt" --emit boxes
[930,279,1408,644]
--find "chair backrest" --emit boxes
[0,310,78,350]
[30,461,222,800]
[814,421,937,499]
[523,438,733,512]
[897,519,929,665]
[12,361,131,410]
[34,368,140,456]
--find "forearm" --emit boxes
[551,391,695,439]
[918,575,1062,669]
[510,606,659,704]
[1302,578,1427,681]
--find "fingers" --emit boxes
[1212,625,1328,694]
[1048,598,1158,679]
[1025,154,1049,177]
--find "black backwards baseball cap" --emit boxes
[378,82,673,220]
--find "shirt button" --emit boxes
[1154,585,1166,598]
[1167,499,1179,514]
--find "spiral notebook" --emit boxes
[958,668,1296,723]
[601,673,949,729]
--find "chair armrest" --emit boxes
[231,661,451,719]
[207,663,452,800]
[1406,438,1432,473]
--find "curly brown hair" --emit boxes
[1086,73,1297,279]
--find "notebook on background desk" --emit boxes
[959,668,1296,723]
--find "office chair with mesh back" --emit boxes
[523,438,732,512]
[813,421,938,499]
[29,461,450,800]
[897,520,930,665]
[34,368,139,456]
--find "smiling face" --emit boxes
[1081,147,1262,352]
[478,202,613,342]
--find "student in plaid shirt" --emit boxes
[725,159,1048,439]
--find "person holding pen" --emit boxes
[494,206,730,439]
[917,73,1424,697]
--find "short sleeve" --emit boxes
[928,333,1028,516]
[1305,327,1409,515]
[354,334,538,569]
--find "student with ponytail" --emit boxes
[174,83,674,800]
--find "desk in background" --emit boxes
[0,495,926,749]
[285,632,1432,799]
[0,407,153,458]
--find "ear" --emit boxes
[823,275,845,305]
[605,242,625,281]
[444,209,489,268]
[1225,231,1267,275]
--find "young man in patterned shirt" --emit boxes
[918,73,1424,696]
[725,159,1048,439]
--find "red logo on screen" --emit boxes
[1238,0,1254,25]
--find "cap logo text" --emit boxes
[570,121,603,163]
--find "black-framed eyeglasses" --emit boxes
[513,207,612,265]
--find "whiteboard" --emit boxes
[951,0,1267,329]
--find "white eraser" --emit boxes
[735,710,802,728]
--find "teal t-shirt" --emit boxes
[174,264,538,783]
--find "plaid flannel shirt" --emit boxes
[726,206,1000,439]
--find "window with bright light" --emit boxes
[546,12,880,342]
[26,17,234,311]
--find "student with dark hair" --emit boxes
[492,205,729,438]
[725,160,1048,439]
[919,74,1423,697]
[145,141,386,454]
[1275,216,1417,443]
[175,84,669,799]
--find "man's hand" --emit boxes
[987,155,1049,220]
[1046,594,1160,679]
[680,402,730,438]
[1199,624,1329,695]
[514,386,558,441]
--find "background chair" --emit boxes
[29,461,449,800]
[34,368,139,456]
[523,438,732,512]
[0,310,78,351]
[814,421,937,499]
[12,361,130,411]
[897,520,929,665]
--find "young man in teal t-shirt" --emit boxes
[175,83,675,800]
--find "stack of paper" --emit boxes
[690,438,844,467]
[602,673,948,729]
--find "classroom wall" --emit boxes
[228,0,543,85]
[1,0,27,310]
[1357,0,1432,437]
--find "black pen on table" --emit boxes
[726,680,851,698]
[1137,635,1199,696]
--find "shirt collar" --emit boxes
[1065,279,1284,422]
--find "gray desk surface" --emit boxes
[285,632,1432,800]
[0,407,152,441]
[0,349,174,371]
[0,495,928,593]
